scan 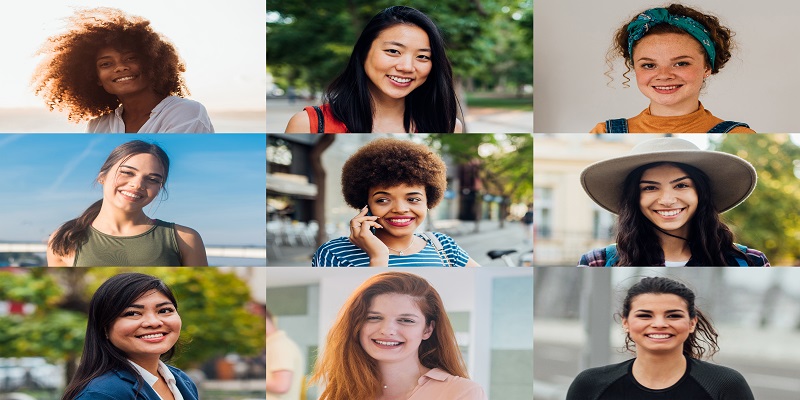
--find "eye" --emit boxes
[119,170,134,176]
[675,61,690,67]
[366,315,382,321]
[639,63,656,70]
[635,313,651,318]
[149,177,163,184]
[122,310,141,317]
[407,197,422,203]
[399,318,416,324]
[417,54,431,61]
[374,198,389,204]
[385,49,401,55]
[640,185,657,192]
[98,62,112,68]
[675,182,691,189]
[158,307,175,314]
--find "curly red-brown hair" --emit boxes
[32,7,189,121]
[341,138,448,209]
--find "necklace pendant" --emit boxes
[399,251,404,255]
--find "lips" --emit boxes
[372,339,403,348]
[645,333,674,340]
[119,190,143,201]
[654,208,685,218]
[136,332,169,343]
[113,75,138,83]
[652,84,681,94]
[384,217,415,227]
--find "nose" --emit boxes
[651,315,668,327]
[114,62,130,72]
[142,312,163,328]
[128,176,144,189]
[658,189,676,206]
[379,319,397,336]
[395,54,414,72]
[392,201,410,213]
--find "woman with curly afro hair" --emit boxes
[32,7,214,133]
[313,138,478,266]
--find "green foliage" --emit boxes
[715,135,800,264]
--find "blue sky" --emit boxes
[0,134,265,247]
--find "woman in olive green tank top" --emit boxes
[46,140,208,266]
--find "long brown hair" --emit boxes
[49,140,170,257]
[311,272,468,399]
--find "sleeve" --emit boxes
[75,389,134,400]
[590,122,607,133]
[167,118,214,133]
[455,385,488,400]
[266,340,297,373]
[437,233,470,267]
[578,248,606,267]
[719,375,755,400]
[312,240,347,266]
[566,370,597,400]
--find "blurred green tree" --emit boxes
[715,134,800,265]
[0,268,265,384]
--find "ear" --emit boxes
[690,317,698,333]
[422,320,434,340]
[621,317,629,332]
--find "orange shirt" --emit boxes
[303,104,349,133]
[590,103,755,133]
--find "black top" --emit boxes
[566,356,755,400]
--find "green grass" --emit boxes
[466,93,533,111]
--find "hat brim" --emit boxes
[581,149,756,214]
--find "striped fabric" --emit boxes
[312,232,469,267]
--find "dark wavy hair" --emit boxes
[615,162,745,266]
[49,140,170,258]
[61,273,180,400]
[33,7,189,121]
[620,276,718,359]
[607,3,734,87]
[340,138,447,209]
[326,6,459,133]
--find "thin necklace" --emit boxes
[386,236,416,256]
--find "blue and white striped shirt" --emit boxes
[312,232,470,267]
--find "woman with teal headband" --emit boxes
[591,4,755,133]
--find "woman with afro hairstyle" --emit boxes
[313,138,478,266]
[284,6,462,133]
[567,276,754,399]
[591,4,753,133]
[32,7,214,133]
[312,271,487,399]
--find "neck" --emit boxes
[94,204,152,234]
[119,90,165,117]
[632,351,687,389]
[129,356,161,377]
[656,229,691,261]
[368,85,408,133]
[377,359,429,400]
[375,231,416,253]
[648,100,701,117]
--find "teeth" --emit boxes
[114,76,135,82]
[120,191,142,200]
[139,333,164,339]
[389,218,411,223]
[375,340,401,346]
[656,209,682,217]
[654,85,678,90]
[388,76,412,83]
[647,334,671,339]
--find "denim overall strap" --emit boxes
[605,119,629,133]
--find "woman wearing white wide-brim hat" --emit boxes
[578,137,769,266]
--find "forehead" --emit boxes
[641,164,689,181]
[633,32,705,58]
[372,24,431,50]
[130,289,172,305]
[369,183,426,196]
[113,153,165,175]
[96,46,136,59]
[369,293,423,314]
[630,293,689,311]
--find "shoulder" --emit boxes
[729,125,756,133]
[731,244,770,267]
[455,119,463,133]
[428,232,470,267]
[421,369,487,400]
[567,360,631,400]
[578,246,610,267]
[86,113,117,133]
[167,365,199,397]
[285,108,312,133]
[75,370,137,400]
[313,237,361,266]
[150,96,214,133]
[173,223,208,266]
[689,358,754,399]
[160,96,207,112]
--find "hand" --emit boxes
[348,206,389,265]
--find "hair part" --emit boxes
[605,3,734,87]
[49,140,170,257]
[614,162,742,266]
[619,276,718,359]
[325,6,460,132]
[311,272,467,399]
[61,273,179,400]
[32,7,189,121]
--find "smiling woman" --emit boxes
[62,272,198,400]
[578,137,768,266]
[311,271,487,399]
[32,7,213,133]
[46,140,207,267]
[312,138,478,267]
[566,276,754,400]
[284,6,461,133]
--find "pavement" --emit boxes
[266,98,533,133]
[267,220,531,266]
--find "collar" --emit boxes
[113,96,176,120]
[418,368,450,384]
[128,359,178,388]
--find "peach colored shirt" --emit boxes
[407,368,487,400]
[590,102,755,133]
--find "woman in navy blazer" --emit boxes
[61,273,198,400]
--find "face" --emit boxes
[108,290,181,364]
[364,24,432,102]
[368,184,427,240]
[359,293,433,365]
[639,164,698,238]
[96,47,151,97]
[632,33,711,115]
[622,293,697,356]
[100,153,165,213]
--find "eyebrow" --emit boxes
[633,308,686,313]
[371,191,425,197]
[127,301,175,309]
[636,55,697,62]
[367,311,422,318]
[120,164,164,180]
[640,176,690,185]
[383,41,431,52]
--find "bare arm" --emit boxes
[266,370,294,394]
[464,257,480,267]
[46,233,69,267]
[285,111,311,133]
[455,118,463,133]
[175,224,208,266]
